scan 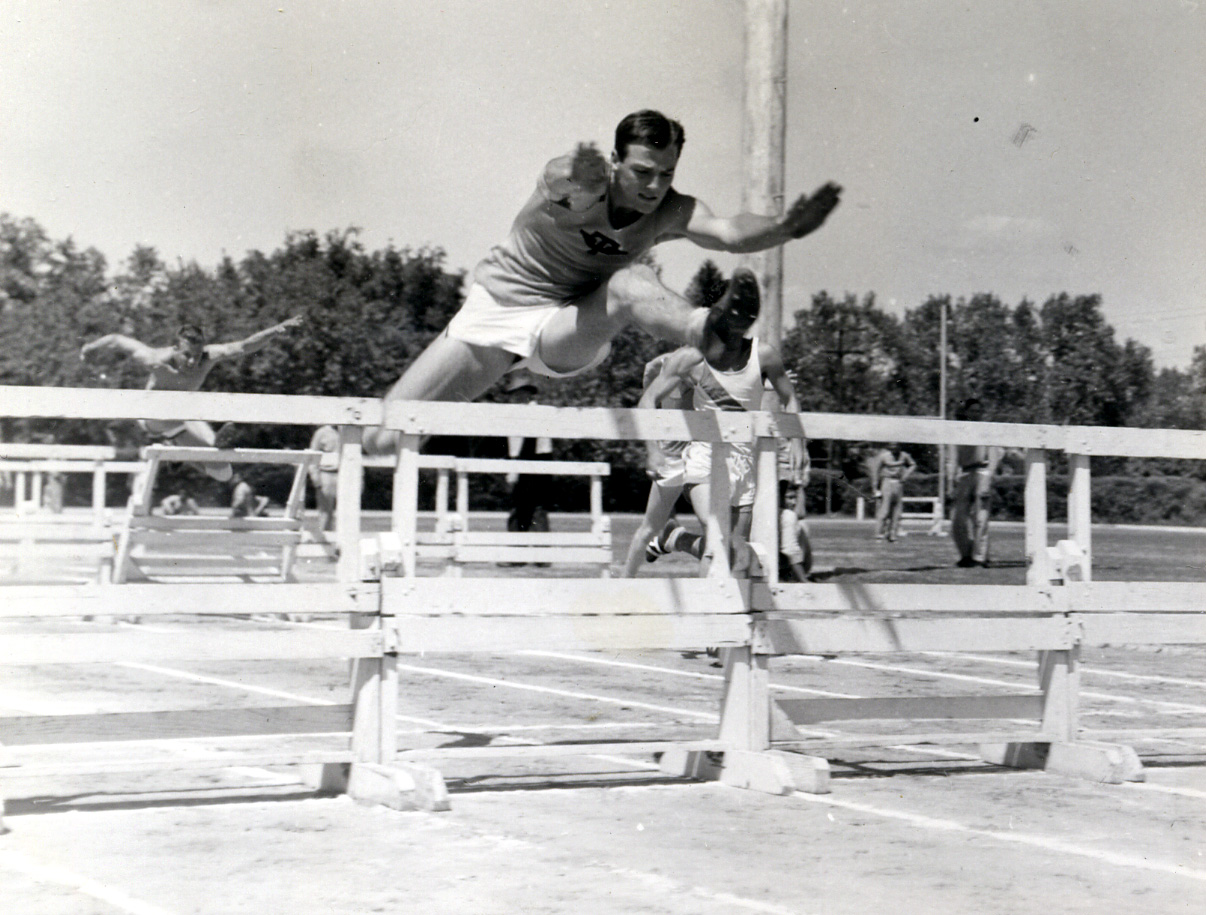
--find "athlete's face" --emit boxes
[174,338,204,370]
[611,143,680,214]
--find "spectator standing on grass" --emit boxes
[949,398,1004,568]
[870,442,916,542]
[307,424,340,533]
[778,479,813,582]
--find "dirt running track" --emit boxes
[2,517,1205,914]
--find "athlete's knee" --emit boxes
[607,263,660,306]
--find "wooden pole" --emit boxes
[742,0,787,347]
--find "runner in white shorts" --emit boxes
[621,348,692,576]
[635,276,805,574]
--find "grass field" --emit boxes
[2,514,1204,914]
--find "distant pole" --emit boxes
[938,303,948,515]
[741,0,787,347]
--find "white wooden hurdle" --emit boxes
[0,445,144,584]
[0,444,142,527]
[112,444,319,583]
[362,453,612,576]
[1,385,1204,820]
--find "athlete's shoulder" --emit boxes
[654,189,697,235]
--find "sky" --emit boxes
[3,0,1203,368]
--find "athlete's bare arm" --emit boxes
[760,342,808,480]
[205,315,303,362]
[80,334,166,368]
[677,182,843,254]
[638,348,701,410]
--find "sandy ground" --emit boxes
[2,516,1205,914]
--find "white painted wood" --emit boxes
[8,384,1204,456]
[776,694,1045,726]
[143,446,320,465]
[752,582,1061,613]
[0,705,355,745]
[1038,648,1080,742]
[450,545,612,565]
[399,740,724,761]
[1067,452,1092,581]
[717,647,771,752]
[393,435,420,577]
[346,762,450,812]
[1076,613,1206,645]
[1,384,381,427]
[0,582,372,617]
[1043,741,1144,783]
[754,617,1074,654]
[1024,449,1050,585]
[383,399,755,443]
[335,425,362,582]
[387,614,752,653]
[1066,581,1206,612]
[1,629,383,665]
[382,576,748,617]
[0,443,117,460]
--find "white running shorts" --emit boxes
[447,283,611,378]
[683,441,755,507]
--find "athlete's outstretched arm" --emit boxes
[680,182,842,254]
[80,334,160,366]
[207,315,302,361]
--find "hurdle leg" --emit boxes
[662,435,829,795]
[982,449,1142,782]
[338,433,447,810]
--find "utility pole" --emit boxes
[938,302,947,516]
[741,0,787,347]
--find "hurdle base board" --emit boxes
[658,746,830,795]
[980,740,1145,783]
[344,762,451,812]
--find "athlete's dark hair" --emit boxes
[955,397,983,421]
[614,110,685,161]
[176,324,205,346]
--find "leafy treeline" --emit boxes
[2,214,1203,518]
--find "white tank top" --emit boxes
[688,338,764,415]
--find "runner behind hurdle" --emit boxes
[81,315,302,481]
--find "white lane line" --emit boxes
[520,649,855,697]
[0,849,181,915]
[606,864,814,915]
[812,657,1206,714]
[791,792,1206,883]
[1122,781,1206,801]
[919,651,1206,690]
[393,661,719,722]
[115,661,448,729]
[462,823,813,915]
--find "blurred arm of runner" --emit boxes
[760,342,808,484]
[541,142,611,213]
[638,348,700,477]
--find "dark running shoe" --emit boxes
[645,520,679,563]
